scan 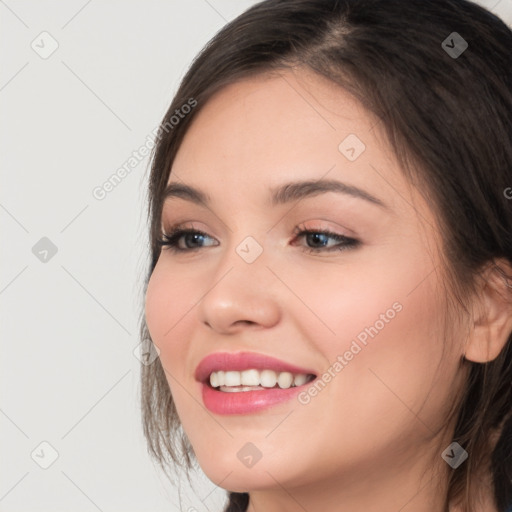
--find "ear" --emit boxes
[464,259,512,363]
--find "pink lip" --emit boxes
[195,351,316,383]
[195,351,317,415]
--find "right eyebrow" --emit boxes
[163,182,211,207]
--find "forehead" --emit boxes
[167,69,430,224]
[174,69,379,174]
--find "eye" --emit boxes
[156,224,361,254]
[291,224,360,254]
[157,228,218,252]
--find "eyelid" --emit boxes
[161,220,209,234]
[160,219,357,242]
[161,216,354,234]
[293,219,354,236]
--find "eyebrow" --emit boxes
[162,179,388,210]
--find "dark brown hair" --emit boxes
[139,1,512,511]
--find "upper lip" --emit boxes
[195,351,318,383]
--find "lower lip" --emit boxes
[201,382,311,414]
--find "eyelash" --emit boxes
[156,224,360,254]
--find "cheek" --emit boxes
[145,263,200,415]
[144,265,171,347]
[306,240,443,358]
[295,248,454,423]
[144,261,197,378]
[331,287,453,440]
[145,260,193,344]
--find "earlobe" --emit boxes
[463,259,512,364]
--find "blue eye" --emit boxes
[292,228,360,254]
[157,228,217,252]
[157,226,360,254]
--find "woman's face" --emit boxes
[145,69,466,503]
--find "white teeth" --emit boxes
[277,372,294,388]
[208,369,313,390]
[210,371,219,388]
[220,386,262,393]
[260,369,277,387]
[293,374,308,386]
[224,371,241,386]
[241,369,260,386]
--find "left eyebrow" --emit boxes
[269,179,388,209]
[162,178,389,210]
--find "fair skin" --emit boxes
[145,69,511,512]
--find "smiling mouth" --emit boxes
[207,369,317,392]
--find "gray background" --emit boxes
[1,1,511,511]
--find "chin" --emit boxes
[194,448,300,492]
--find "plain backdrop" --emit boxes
[1,1,511,511]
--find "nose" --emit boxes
[197,243,282,334]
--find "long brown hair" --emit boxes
[139,1,512,510]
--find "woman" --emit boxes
[140,1,512,511]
